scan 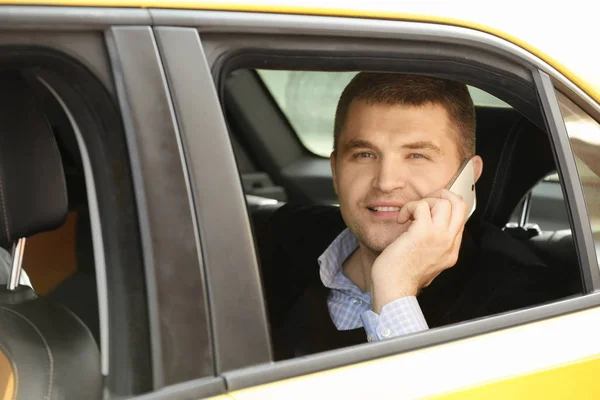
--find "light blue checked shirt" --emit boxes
[318,228,428,341]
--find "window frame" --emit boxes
[107,25,217,391]
[534,70,600,290]
[151,8,600,394]
[153,26,273,377]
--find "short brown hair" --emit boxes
[333,73,476,161]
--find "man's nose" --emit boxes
[373,158,407,193]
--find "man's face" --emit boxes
[331,101,463,253]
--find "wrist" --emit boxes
[371,278,418,314]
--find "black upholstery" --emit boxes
[0,71,101,399]
[0,73,68,249]
[469,107,555,228]
[529,230,583,294]
[529,230,577,265]
[0,286,101,399]
[463,107,580,294]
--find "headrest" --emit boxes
[468,107,554,228]
[0,72,68,249]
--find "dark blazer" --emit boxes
[255,204,566,361]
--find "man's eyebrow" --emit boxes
[401,141,442,154]
[341,139,377,152]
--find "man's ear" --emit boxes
[471,155,483,183]
[330,152,338,195]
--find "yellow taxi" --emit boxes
[0,1,599,399]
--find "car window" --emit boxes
[257,70,511,157]
[556,91,600,259]
[227,66,583,358]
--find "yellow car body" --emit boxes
[1,1,599,398]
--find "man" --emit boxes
[258,72,564,360]
[328,72,481,341]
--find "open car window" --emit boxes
[226,66,584,355]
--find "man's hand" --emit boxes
[371,189,467,313]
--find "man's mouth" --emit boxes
[366,204,403,219]
[367,206,401,212]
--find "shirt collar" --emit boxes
[318,228,359,290]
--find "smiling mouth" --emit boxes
[367,206,402,212]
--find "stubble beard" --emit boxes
[346,217,410,254]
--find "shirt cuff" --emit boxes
[360,296,428,341]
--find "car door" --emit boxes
[0,5,223,399]
[150,9,600,399]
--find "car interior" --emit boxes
[0,64,586,396]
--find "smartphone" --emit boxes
[446,159,477,221]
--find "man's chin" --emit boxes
[361,224,410,253]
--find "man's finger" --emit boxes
[421,188,463,229]
[398,197,451,227]
[397,200,433,227]
[430,197,452,228]
[439,189,468,233]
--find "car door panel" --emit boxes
[224,304,600,398]
[153,9,600,399]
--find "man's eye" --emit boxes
[408,153,427,160]
[354,152,375,159]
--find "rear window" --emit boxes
[257,70,510,157]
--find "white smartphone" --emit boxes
[446,159,477,221]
